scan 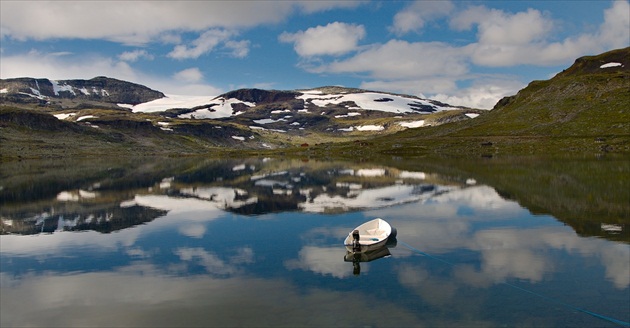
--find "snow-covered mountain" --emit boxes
[1,78,484,139]
[120,86,468,119]
[1,77,485,153]
[113,86,483,135]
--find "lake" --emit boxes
[1,156,628,327]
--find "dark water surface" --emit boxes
[1,157,628,327]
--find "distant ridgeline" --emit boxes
[0,76,165,108]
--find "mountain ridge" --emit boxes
[1,47,629,159]
[0,76,165,108]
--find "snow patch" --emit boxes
[0,88,8,94]
[601,223,622,232]
[57,191,79,201]
[53,113,77,120]
[18,91,47,101]
[298,90,455,114]
[76,115,97,121]
[465,113,480,119]
[335,112,361,118]
[233,164,246,171]
[399,171,426,179]
[29,88,42,96]
[128,95,216,113]
[399,120,424,128]
[600,62,623,68]
[356,169,386,177]
[232,136,245,141]
[356,125,384,131]
[253,118,284,124]
[301,89,324,95]
[51,80,76,96]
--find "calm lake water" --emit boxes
[1,156,628,327]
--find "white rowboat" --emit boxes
[344,218,395,253]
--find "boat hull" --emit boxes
[344,218,393,253]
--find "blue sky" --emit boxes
[1,1,628,108]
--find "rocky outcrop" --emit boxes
[220,88,301,104]
[0,107,79,131]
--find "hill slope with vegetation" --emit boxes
[314,47,629,159]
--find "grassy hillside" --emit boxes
[0,106,232,160]
[303,47,629,159]
[467,48,629,138]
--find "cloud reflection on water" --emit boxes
[1,267,430,328]
[369,185,630,289]
[1,158,628,327]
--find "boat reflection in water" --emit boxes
[344,237,397,275]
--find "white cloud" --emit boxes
[317,40,469,79]
[431,78,526,109]
[159,33,182,45]
[0,50,138,81]
[144,83,222,97]
[224,40,251,58]
[295,0,367,14]
[173,68,204,83]
[452,1,630,67]
[0,1,365,45]
[168,29,235,60]
[119,49,154,62]
[599,0,630,47]
[0,2,288,44]
[279,22,366,57]
[390,0,454,35]
[452,7,552,46]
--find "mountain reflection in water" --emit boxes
[1,158,458,235]
[1,157,628,327]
